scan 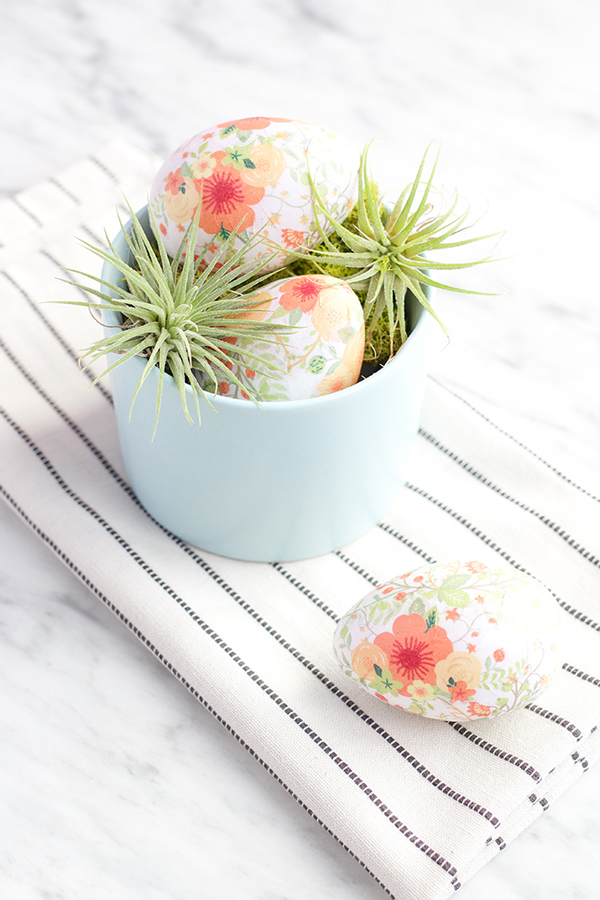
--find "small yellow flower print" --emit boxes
[407,681,436,703]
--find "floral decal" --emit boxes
[333,561,564,721]
[149,118,359,271]
[373,614,453,696]
[352,641,389,679]
[199,275,364,402]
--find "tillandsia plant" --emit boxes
[62,200,292,433]
[304,141,501,362]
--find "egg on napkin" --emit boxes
[148,116,359,270]
[333,561,563,721]
[198,274,365,402]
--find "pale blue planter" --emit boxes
[101,208,433,562]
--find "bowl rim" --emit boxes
[100,206,432,414]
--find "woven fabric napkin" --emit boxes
[1,143,600,900]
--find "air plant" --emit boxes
[61,200,290,433]
[307,142,501,360]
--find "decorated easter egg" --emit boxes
[199,274,365,402]
[148,117,359,271]
[333,561,563,721]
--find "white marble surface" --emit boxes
[1,1,599,898]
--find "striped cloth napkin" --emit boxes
[1,142,599,900]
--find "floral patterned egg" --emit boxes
[333,561,563,721]
[148,116,359,271]
[198,274,364,402]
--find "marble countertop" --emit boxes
[1,1,599,898]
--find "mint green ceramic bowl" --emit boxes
[101,208,433,562]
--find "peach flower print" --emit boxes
[351,641,389,680]
[374,614,454,697]
[316,364,354,396]
[310,281,354,340]
[241,143,286,188]
[466,561,487,573]
[435,651,482,694]
[316,325,364,396]
[164,177,199,224]
[493,648,505,663]
[342,323,365,373]
[198,151,264,235]
[234,291,274,323]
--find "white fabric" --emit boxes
[1,142,599,900]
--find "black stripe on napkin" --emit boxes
[419,430,600,568]
[0,340,501,825]
[0,409,461,885]
[0,340,508,827]
[0,485,405,900]
[0,364,500,828]
[9,196,44,226]
[48,177,81,204]
[403,482,600,633]
[428,376,600,505]
[0,271,113,405]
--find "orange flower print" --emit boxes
[310,281,354,340]
[351,640,389,679]
[241,143,286,188]
[281,228,305,249]
[373,614,454,697]
[467,643,477,653]
[159,223,167,236]
[475,595,485,604]
[164,168,184,195]
[450,681,476,703]
[466,561,487,574]
[197,151,264,235]
[445,608,460,622]
[493,648,505,663]
[279,276,324,312]
[217,116,291,131]
[219,381,230,395]
[467,701,491,717]
[164,177,199,224]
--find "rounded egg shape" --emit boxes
[333,560,563,721]
[148,117,359,271]
[202,274,365,402]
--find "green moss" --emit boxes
[276,208,405,365]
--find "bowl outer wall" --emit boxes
[100,207,434,562]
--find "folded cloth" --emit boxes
[1,142,599,900]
